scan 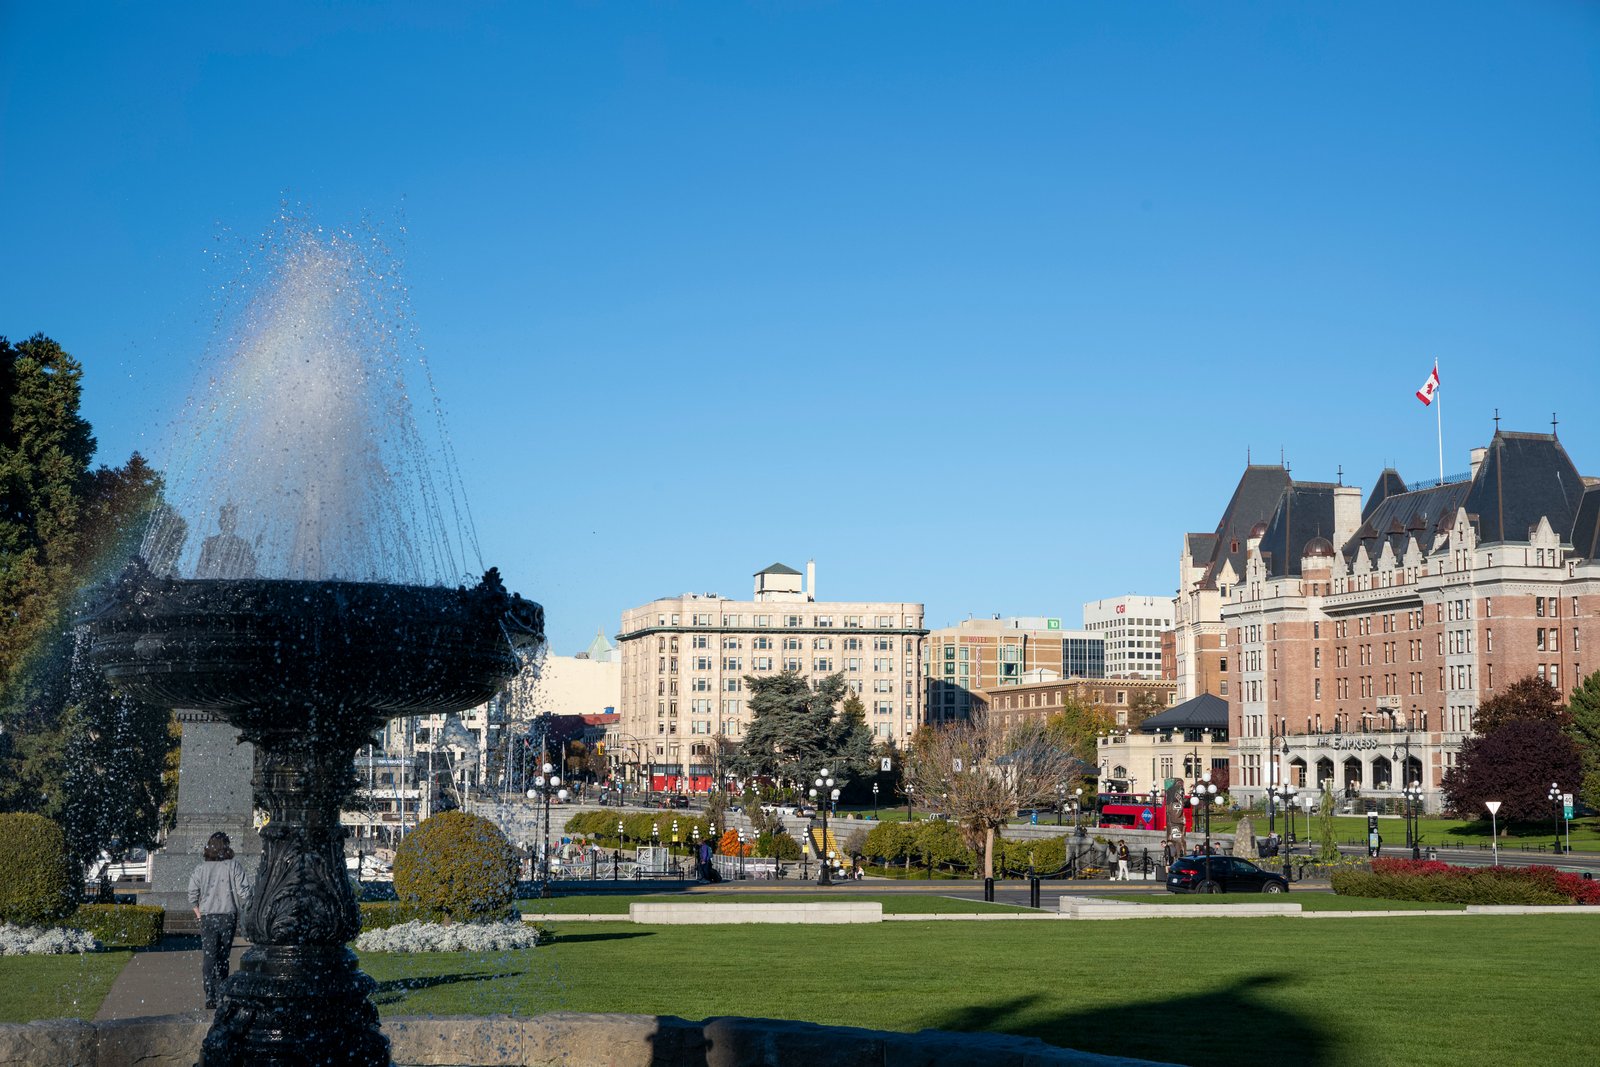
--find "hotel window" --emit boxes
[814,657,833,671]
[1314,679,1321,700]
[783,658,802,671]
[724,678,742,692]
[846,657,861,671]
[754,615,771,627]
[845,616,862,628]
[753,637,772,650]
[723,637,741,649]
[1537,629,1547,652]
[722,614,741,627]
[693,613,712,626]
[784,638,802,651]
[692,634,709,649]
[722,657,741,671]
[875,701,894,715]
[753,656,772,670]
[813,637,833,650]
[876,615,893,626]
[1550,665,1560,690]
[691,678,711,692]
[693,656,712,670]
[1486,629,1493,653]
[785,615,803,627]
[1536,599,1545,618]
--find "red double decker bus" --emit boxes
[1095,792,1192,833]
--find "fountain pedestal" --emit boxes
[203,728,384,1066]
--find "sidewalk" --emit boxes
[94,935,246,1021]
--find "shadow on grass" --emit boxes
[372,971,514,1004]
[554,931,656,945]
[922,972,1334,1067]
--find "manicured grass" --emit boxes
[0,951,132,1022]
[357,914,1598,1067]
[1089,891,1466,911]
[519,892,1029,915]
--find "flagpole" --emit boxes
[1435,362,1444,482]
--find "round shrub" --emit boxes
[393,811,518,921]
[0,814,78,927]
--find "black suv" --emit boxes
[1166,856,1289,894]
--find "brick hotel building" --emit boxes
[1175,427,1600,814]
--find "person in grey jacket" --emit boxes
[187,832,251,1009]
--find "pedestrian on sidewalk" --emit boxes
[188,831,251,1010]
[1115,840,1131,881]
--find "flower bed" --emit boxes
[0,922,101,955]
[354,919,547,953]
[1331,858,1600,905]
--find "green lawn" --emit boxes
[357,914,1598,1067]
[1089,892,1466,911]
[518,892,1029,915]
[0,951,132,1022]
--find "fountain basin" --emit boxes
[85,561,541,719]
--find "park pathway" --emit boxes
[94,935,246,1021]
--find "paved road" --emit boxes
[94,935,245,1021]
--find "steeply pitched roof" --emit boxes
[1362,469,1410,520]
[1463,431,1585,545]
[754,562,802,576]
[1572,485,1600,560]
[1343,480,1471,565]
[1257,482,1338,577]
[1185,532,1219,569]
[1198,465,1291,589]
[1139,693,1229,732]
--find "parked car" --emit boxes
[667,795,690,809]
[1166,856,1289,894]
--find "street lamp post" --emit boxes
[811,767,837,886]
[1548,782,1563,854]
[872,782,879,817]
[1403,781,1424,860]
[1270,783,1297,878]
[525,761,568,897]
[737,829,746,880]
[905,783,913,822]
[1187,772,1223,891]
[671,819,680,864]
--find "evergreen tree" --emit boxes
[1,335,177,851]
[1568,671,1600,810]
[729,671,870,788]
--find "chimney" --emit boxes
[1333,485,1361,552]
[806,559,816,602]
[1469,446,1487,481]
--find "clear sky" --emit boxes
[4,2,1597,654]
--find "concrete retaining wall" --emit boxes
[630,901,881,924]
[0,1012,1179,1067]
[1059,898,1300,919]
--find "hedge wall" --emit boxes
[1332,858,1600,906]
[0,813,78,926]
[66,904,164,947]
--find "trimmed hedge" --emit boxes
[1332,858,1600,906]
[359,901,448,930]
[66,904,164,947]
[564,810,717,851]
[0,814,77,926]
[394,811,519,921]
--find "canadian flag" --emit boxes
[1416,362,1440,406]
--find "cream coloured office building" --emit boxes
[616,562,927,792]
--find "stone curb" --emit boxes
[0,1013,1181,1067]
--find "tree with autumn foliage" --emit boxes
[1474,675,1570,734]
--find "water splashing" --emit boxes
[143,213,478,585]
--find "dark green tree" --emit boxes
[728,671,874,788]
[1,335,178,850]
[1,335,96,698]
[1564,670,1600,810]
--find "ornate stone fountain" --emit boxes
[87,561,542,1065]
[80,222,544,1065]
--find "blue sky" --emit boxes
[4,2,1597,654]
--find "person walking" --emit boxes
[1115,840,1131,881]
[188,831,251,1010]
